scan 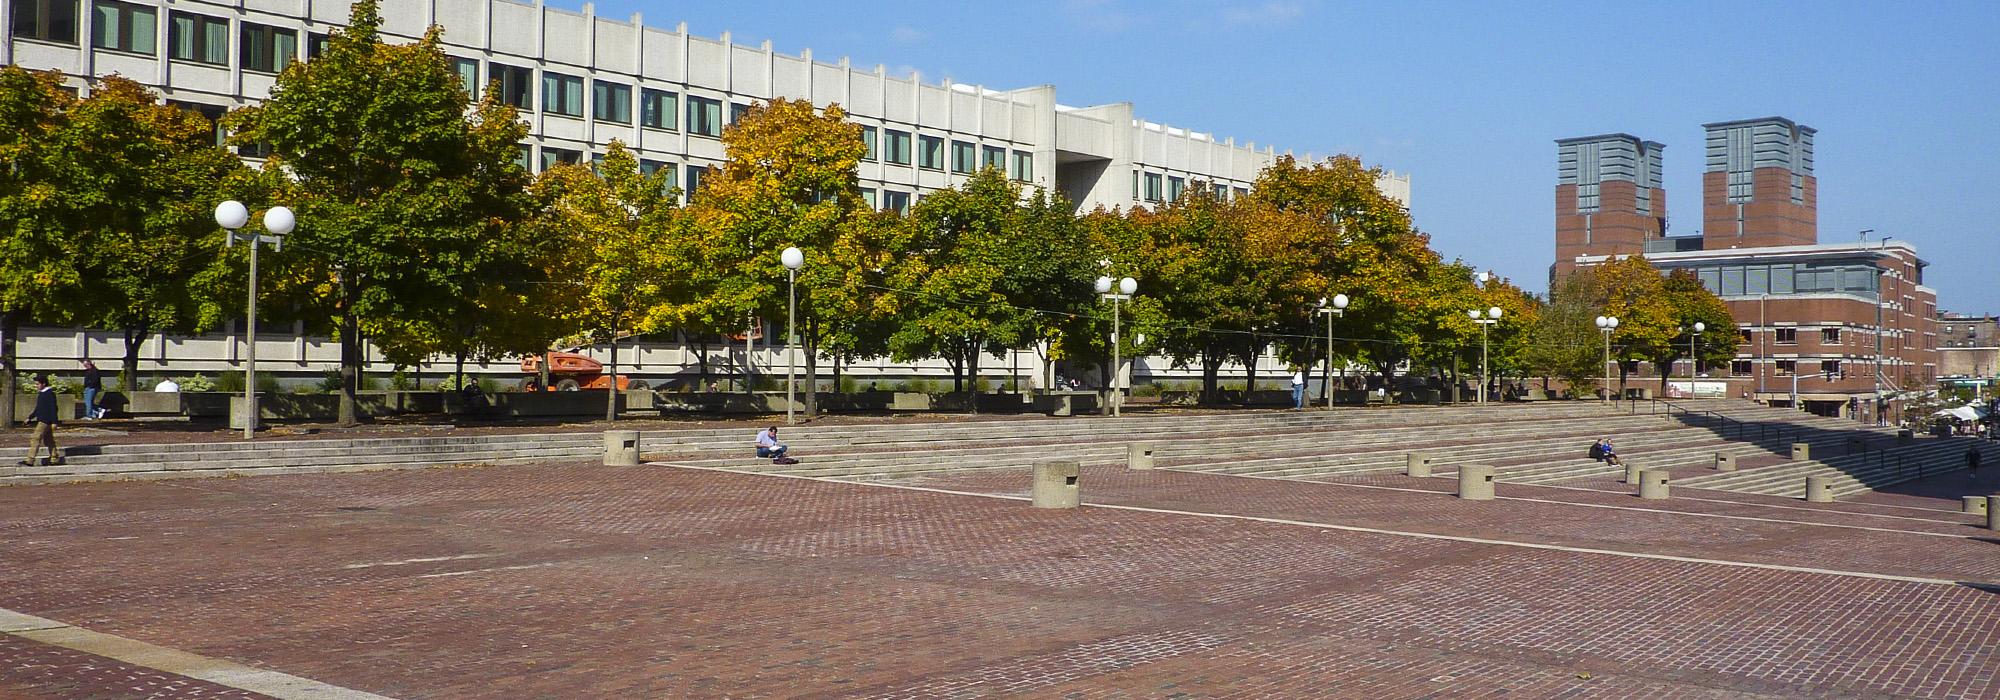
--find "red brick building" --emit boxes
[1557,117,1938,423]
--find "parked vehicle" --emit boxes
[519,352,647,392]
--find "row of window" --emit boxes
[18,1,300,72]
[1684,262,1880,298]
[857,126,1032,181]
[1134,171,1243,203]
[1728,359,1845,378]
[1758,327,1845,345]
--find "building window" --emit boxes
[1731,360,1753,377]
[883,130,911,165]
[1791,174,1804,205]
[542,72,583,117]
[729,102,751,123]
[1576,183,1600,213]
[493,63,533,110]
[687,96,722,137]
[1821,328,1841,345]
[240,22,297,73]
[860,187,877,209]
[988,144,1016,172]
[451,57,480,100]
[861,126,878,161]
[684,164,707,195]
[1820,360,1841,378]
[1212,183,1230,199]
[1737,328,1753,343]
[918,136,944,170]
[638,159,679,196]
[882,190,911,215]
[92,1,156,54]
[306,32,328,59]
[1144,173,1164,202]
[169,11,229,65]
[169,101,228,146]
[640,89,677,130]
[13,0,79,44]
[1167,176,1185,202]
[513,144,532,171]
[1727,170,1752,203]
[1234,187,1249,199]
[539,147,582,171]
[1775,360,1796,376]
[1775,328,1797,344]
[592,81,631,124]
[1010,151,1032,182]
[950,141,977,174]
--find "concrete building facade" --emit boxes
[1938,312,1999,382]
[1,0,1408,215]
[1557,116,1937,422]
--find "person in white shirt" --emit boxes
[755,426,788,460]
[154,378,180,393]
[1289,367,1307,410]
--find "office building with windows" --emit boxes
[3,0,1410,214]
[1552,133,1665,276]
[1558,117,1936,421]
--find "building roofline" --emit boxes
[1554,133,1656,146]
[1701,116,1817,134]
[1573,240,1928,267]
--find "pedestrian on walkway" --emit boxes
[80,360,104,420]
[1969,446,1982,478]
[20,375,63,467]
[1290,366,1306,410]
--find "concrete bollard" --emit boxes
[1406,452,1434,478]
[1457,464,1496,500]
[603,430,640,466]
[1715,453,1737,472]
[1791,443,1812,461]
[1965,496,1989,516]
[1623,461,1643,484]
[1804,475,1834,503]
[1032,461,1081,509]
[1639,470,1670,500]
[1126,442,1156,470]
[1989,496,2000,532]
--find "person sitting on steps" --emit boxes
[756,425,796,464]
[1590,438,1625,468]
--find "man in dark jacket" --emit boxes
[21,375,63,466]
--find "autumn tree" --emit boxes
[0,66,78,424]
[527,142,681,420]
[1525,271,1606,394]
[1645,268,1737,394]
[666,97,869,416]
[884,170,1041,398]
[227,0,533,424]
[1592,255,1679,392]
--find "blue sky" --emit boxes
[552,0,1999,312]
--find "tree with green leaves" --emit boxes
[1526,271,1611,395]
[1593,255,1680,392]
[226,0,533,425]
[1646,268,1737,395]
[0,66,79,425]
[529,141,680,420]
[884,170,1041,399]
[666,97,868,416]
[64,76,249,392]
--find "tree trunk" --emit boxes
[538,350,552,392]
[454,348,466,391]
[0,310,17,427]
[337,312,360,426]
[967,343,981,415]
[688,332,709,391]
[948,344,965,394]
[606,336,619,422]
[1242,339,1260,405]
[120,325,148,394]
[1201,347,1222,403]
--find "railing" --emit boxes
[1624,397,1804,444]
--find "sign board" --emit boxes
[1665,381,1730,399]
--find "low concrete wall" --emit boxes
[10,393,80,421]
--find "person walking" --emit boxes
[1290,366,1307,410]
[80,360,104,420]
[1969,446,1982,479]
[21,375,63,467]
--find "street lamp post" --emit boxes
[1317,294,1348,410]
[1686,321,1705,395]
[1096,275,1136,417]
[1469,306,1502,403]
[217,201,291,440]
[781,246,804,425]
[1595,315,1620,402]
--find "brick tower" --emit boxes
[1701,117,1817,249]
[1553,134,1666,276]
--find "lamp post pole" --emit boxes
[1317,294,1348,410]
[1469,307,1501,404]
[1595,316,1619,402]
[217,202,290,440]
[1687,321,1704,395]
[781,247,803,425]
[1097,275,1136,417]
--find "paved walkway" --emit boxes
[4,460,1998,698]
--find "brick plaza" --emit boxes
[3,441,1999,699]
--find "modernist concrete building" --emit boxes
[2,0,1408,214]
[1938,312,1998,385]
[1,0,1409,386]
[1558,117,1937,422]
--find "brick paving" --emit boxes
[0,635,266,699]
[2,462,1999,698]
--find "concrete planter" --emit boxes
[10,393,80,421]
[1033,391,1101,416]
[1332,390,1372,406]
